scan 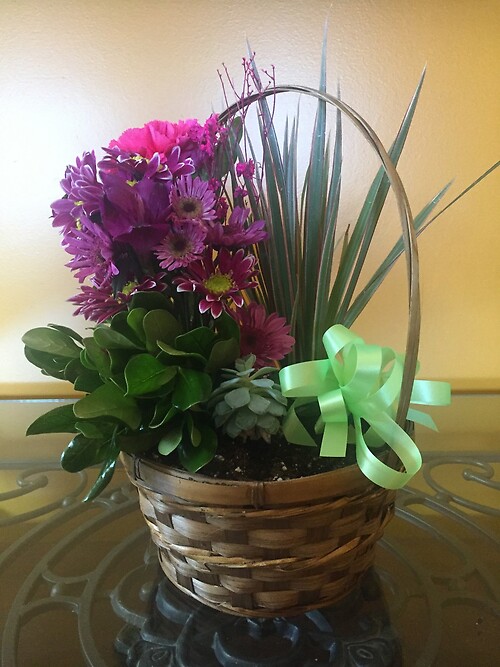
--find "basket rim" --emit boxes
[121,451,385,508]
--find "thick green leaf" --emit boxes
[205,338,240,373]
[126,308,147,343]
[63,357,88,383]
[158,422,184,456]
[143,309,183,351]
[83,450,119,502]
[74,383,141,429]
[74,371,103,393]
[93,326,140,350]
[61,434,109,472]
[150,402,178,429]
[118,430,161,455]
[157,341,206,365]
[186,413,202,447]
[178,424,217,472]
[175,327,215,358]
[124,354,178,396]
[48,324,83,343]
[214,312,240,344]
[107,348,134,374]
[26,403,78,436]
[24,347,68,379]
[128,291,171,311]
[22,327,81,358]
[109,310,145,347]
[75,420,115,439]
[83,338,111,376]
[172,368,212,411]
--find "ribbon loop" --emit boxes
[279,324,451,489]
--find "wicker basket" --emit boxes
[122,85,420,617]
[121,451,397,617]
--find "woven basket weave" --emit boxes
[122,85,420,617]
[121,452,397,617]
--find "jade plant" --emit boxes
[23,292,240,499]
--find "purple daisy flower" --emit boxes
[170,175,216,223]
[51,152,103,234]
[175,248,258,318]
[62,218,117,284]
[205,206,267,249]
[155,221,207,271]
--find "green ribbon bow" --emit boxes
[279,325,451,489]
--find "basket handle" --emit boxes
[219,85,420,427]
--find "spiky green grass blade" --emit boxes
[325,69,426,327]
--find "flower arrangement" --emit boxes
[23,54,492,502]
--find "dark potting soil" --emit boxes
[151,435,358,482]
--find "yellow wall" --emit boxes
[1,0,499,396]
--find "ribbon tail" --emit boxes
[407,407,437,431]
[282,400,317,447]
[411,379,451,406]
[320,421,348,457]
[354,414,422,489]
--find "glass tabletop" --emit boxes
[1,397,499,666]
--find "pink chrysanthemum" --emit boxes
[69,275,168,323]
[236,303,295,368]
[175,248,258,318]
[155,221,206,271]
[170,175,217,223]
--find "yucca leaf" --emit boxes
[300,36,329,359]
[325,68,426,326]
[343,181,452,326]
[343,160,499,326]
[314,99,343,355]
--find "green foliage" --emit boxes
[23,292,241,499]
[26,403,78,435]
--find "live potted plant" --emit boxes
[22,53,492,617]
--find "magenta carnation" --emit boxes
[236,302,295,367]
[109,120,190,160]
[108,115,222,170]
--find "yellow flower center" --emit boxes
[204,272,233,295]
[121,281,137,297]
